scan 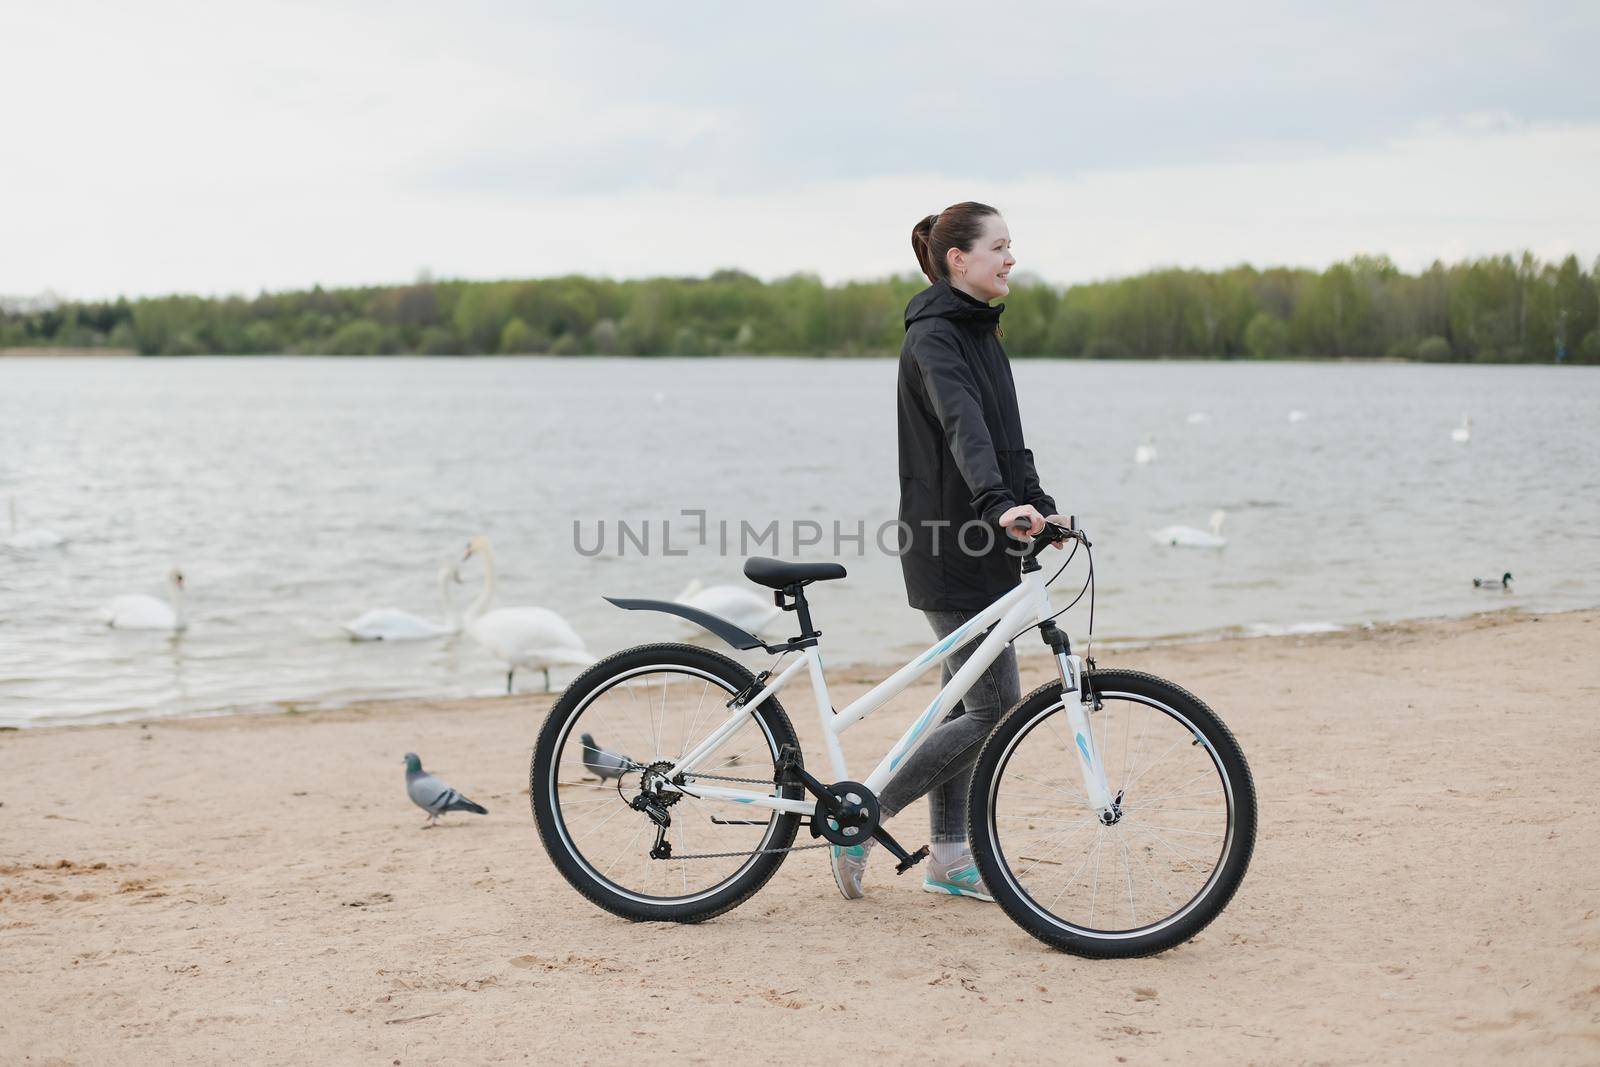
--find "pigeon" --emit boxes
[1472,572,1513,590]
[403,752,488,827]
[580,732,635,782]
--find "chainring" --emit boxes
[808,780,879,846]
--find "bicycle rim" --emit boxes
[985,687,1240,941]
[544,663,789,906]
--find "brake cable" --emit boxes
[1007,532,1096,656]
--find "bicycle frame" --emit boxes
[661,559,1117,822]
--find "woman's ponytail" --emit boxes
[910,202,999,286]
[911,214,941,284]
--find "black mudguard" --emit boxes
[603,596,768,652]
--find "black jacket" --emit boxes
[896,279,1058,611]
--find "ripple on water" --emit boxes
[2,356,1597,725]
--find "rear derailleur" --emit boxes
[630,760,681,859]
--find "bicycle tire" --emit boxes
[968,668,1256,958]
[531,642,803,923]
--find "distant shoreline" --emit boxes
[3,349,1599,365]
[0,346,135,357]
[5,252,1596,363]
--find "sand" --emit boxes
[2,608,1597,1065]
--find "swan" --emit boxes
[5,499,66,550]
[1185,412,1211,425]
[1288,410,1308,423]
[460,535,593,692]
[674,578,781,635]
[1451,413,1471,443]
[1133,435,1157,465]
[101,567,187,630]
[341,564,463,641]
[1151,510,1228,549]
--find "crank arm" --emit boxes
[870,826,930,874]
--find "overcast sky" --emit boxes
[3,0,1597,299]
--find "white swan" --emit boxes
[1185,412,1211,425]
[5,499,66,550]
[101,567,187,630]
[1151,510,1228,549]
[1451,413,1471,443]
[1133,435,1158,465]
[341,564,462,641]
[1288,409,1308,423]
[674,578,781,635]
[460,535,593,692]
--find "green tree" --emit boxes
[1243,312,1289,358]
[326,318,386,355]
[1415,336,1453,361]
[499,317,546,354]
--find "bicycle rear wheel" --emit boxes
[530,642,803,923]
[969,668,1256,957]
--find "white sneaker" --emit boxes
[828,839,873,900]
[922,850,994,902]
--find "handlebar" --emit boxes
[1006,515,1090,561]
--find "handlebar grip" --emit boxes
[1024,517,1084,560]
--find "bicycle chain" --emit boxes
[647,770,830,862]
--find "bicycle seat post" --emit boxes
[774,581,821,649]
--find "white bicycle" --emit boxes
[530,521,1256,958]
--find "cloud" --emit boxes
[2,1,1597,297]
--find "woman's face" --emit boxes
[947,214,1014,301]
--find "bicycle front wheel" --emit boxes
[969,668,1256,958]
[530,642,803,923]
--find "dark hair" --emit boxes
[911,201,1000,284]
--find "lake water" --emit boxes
[2,356,1597,727]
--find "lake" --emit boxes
[2,356,1596,726]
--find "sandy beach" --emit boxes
[3,608,1597,1064]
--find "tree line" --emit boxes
[4,252,1598,362]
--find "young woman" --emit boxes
[830,201,1068,902]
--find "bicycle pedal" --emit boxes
[894,845,930,875]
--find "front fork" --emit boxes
[1040,622,1118,823]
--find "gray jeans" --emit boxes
[878,608,1021,843]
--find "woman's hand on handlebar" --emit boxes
[999,504,1046,541]
[1043,514,1073,549]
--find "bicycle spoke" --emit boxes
[1125,835,1181,912]
[996,811,1100,828]
[678,680,713,761]
[1119,837,1138,928]
[1006,771,1086,803]
[1122,806,1225,818]
[1014,817,1099,877]
[552,796,622,810]
[1125,823,1218,872]
[1047,830,1106,911]
[1127,822,1224,838]
[996,791,1094,810]
[1123,782,1225,807]
[1088,833,1104,925]
[1122,734,1188,795]
[567,799,633,842]
[693,728,766,778]
[602,819,649,880]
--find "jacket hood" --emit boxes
[905,278,1004,329]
